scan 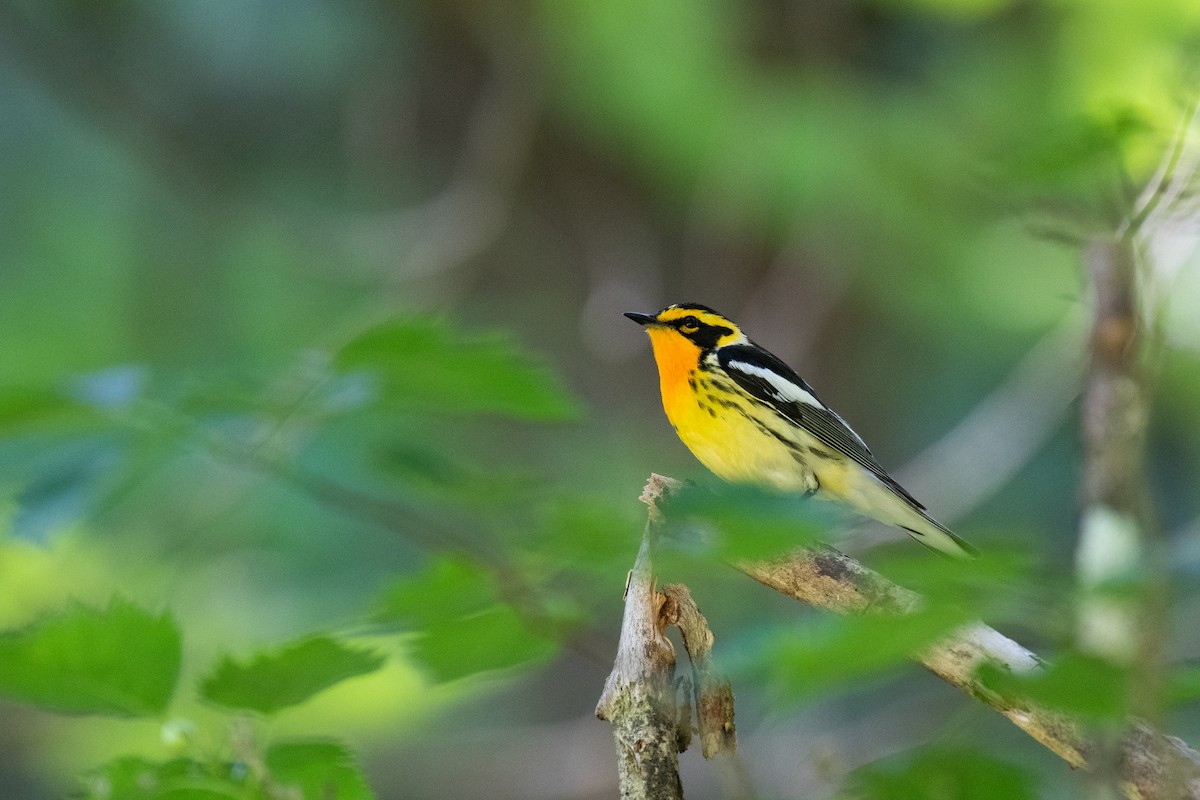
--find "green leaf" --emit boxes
[373,557,497,629]
[375,557,558,681]
[849,745,1035,800]
[752,603,970,698]
[412,605,558,683]
[0,383,103,434]
[335,319,578,420]
[81,756,170,800]
[266,739,374,800]
[664,483,834,560]
[80,756,256,800]
[526,496,642,575]
[979,652,1131,721]
[367,436,534,509]
[199,635,385,714]
[872,546,1039,618]
[0,597,180,717]
[1169,666,1200,706]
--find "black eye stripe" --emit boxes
[674,319,734,349]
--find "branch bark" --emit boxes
[661,583,736,760]
[1077,235,1165,685]
[597,475,750,799]
[661,583,754,798]
[595,489,683,800]
[638,473,1200,800]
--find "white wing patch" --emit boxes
[725,360,825,409]
[725,356,872,452]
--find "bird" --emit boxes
[625,302,977,559]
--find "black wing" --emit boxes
[716,343,925,510]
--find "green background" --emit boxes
[1,1,1199,797]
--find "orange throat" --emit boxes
[646,328,703,420]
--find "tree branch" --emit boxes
[597,475,752,799]
[638,473,1200,800]
[595,478,684,800]
[661,583,736,760]
[661,582,754,798]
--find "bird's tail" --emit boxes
[900,513,979,560]
[832,466,979,559]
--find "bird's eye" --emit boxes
[679,316,700,333]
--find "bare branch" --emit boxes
[639,473,1200,800]
[596,477,684,800]
[599,475,756,798]
[1083,237,1149,518]
[662,582,757,799]
[661,583,736,760]
[739,545,1086,768]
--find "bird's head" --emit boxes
[625,303,747,350]
[625,303,747,365]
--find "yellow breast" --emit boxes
[645,329,818,494]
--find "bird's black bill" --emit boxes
[624,311,658,326]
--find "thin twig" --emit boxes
[1125,98,1200,237]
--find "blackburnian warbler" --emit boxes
[626,303,977,559]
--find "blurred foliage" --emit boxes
[374,556,561,682]
[199,636,385,716]
[335,319,579,420]
[845,745,1036,800]
[979,652,1132,722]
[0,0,1199,798]
[80,740,372,800]
[0,599,179,717]
[662,482,838,560]
[742,603,973,700]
